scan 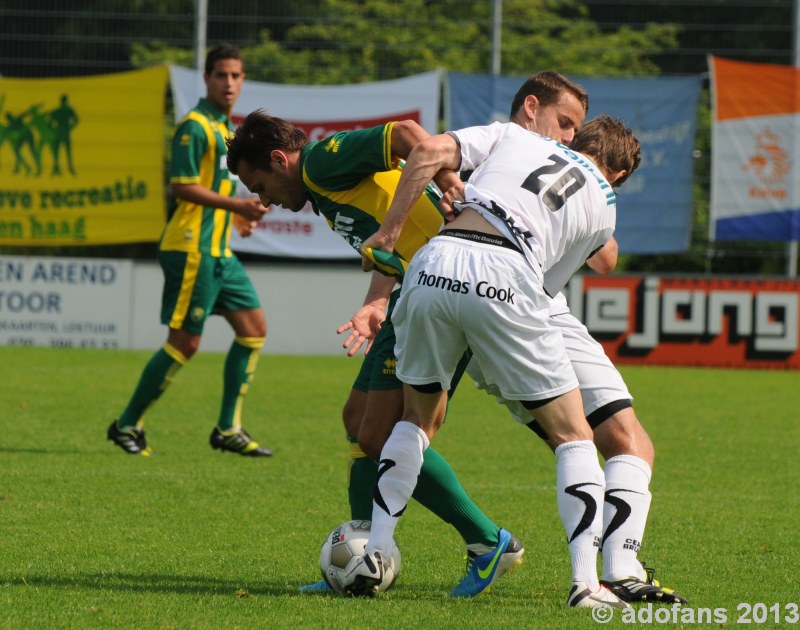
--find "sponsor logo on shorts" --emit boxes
[475,281,515,303]
[414,270,515,304]
[382,357,396,375]
[415,269,470,294]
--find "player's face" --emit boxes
[205,58,245,115]
[530,92,586,145]
[236,157,307,212]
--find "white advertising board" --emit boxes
[0,255,132,349]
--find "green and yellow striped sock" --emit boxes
[414,446,500,548]
[348,436,378,520]
[217,336,264,433]
[118,343,186,429]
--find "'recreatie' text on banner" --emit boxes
[709,56,800,242]
[564,274,800,369]
[0,66,169,246]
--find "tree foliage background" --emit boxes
[0,0,795,273]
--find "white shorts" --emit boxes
[467,292,632,424]
[393,233,578,402]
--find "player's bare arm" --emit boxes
[171,183,268,221]
[586,236,618,275]
[388,120,463,221]
[337,271,398,357]
[361,133,462,268]
[389,119,431,159]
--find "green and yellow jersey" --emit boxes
[301,123,444,265]
[160,98,238,257]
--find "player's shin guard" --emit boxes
[601,455,652,581]
[118,343,186,428]
[368,420,428,558]
[555,439,605,590]
[218,336,264,432]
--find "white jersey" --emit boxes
[451,122,616,296]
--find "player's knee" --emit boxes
[357,412,401,460]
[633,426,656,467]
[245,318,267,339]
[356,430,383,461]
[186,335,202,356]
[168,333,200,359]
[593,408,655,467]
[236,308,267,338]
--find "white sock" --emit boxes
[601,454,652,581]
[555,440,605,590]
[367,421,429,558]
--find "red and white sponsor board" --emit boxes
[169,66,441,259]
[565,275,800,369]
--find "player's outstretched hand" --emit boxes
[336,304,386,357]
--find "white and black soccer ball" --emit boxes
[319,519,401,594]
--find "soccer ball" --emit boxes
[319,519,401,594]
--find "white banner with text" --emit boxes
[0,255,131,348]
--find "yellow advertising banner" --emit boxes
[0,66,168,245]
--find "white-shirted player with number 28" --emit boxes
[349,115,641,610]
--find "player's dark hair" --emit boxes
[571,114,641,188]
[205,44,243,75]
[509,71,589,118]
[226,110,308,174]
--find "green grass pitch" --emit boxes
[1,346,797,629]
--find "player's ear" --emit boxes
[270,150,288,170]
[607,169,626,185]
[523,94,540,116]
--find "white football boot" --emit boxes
[567,581,631,609]
[343,551,385,597]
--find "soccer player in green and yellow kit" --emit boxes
[108,44,272,457]
[226,112,525,596]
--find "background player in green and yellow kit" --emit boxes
[108,44,272,457]
[226,112,524,596]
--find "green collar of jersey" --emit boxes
[196,98,230,126]
[299,143,320,215]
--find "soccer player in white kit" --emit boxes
[460,124,686,604]
[358,75,685,605]
[348,117,641,609]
